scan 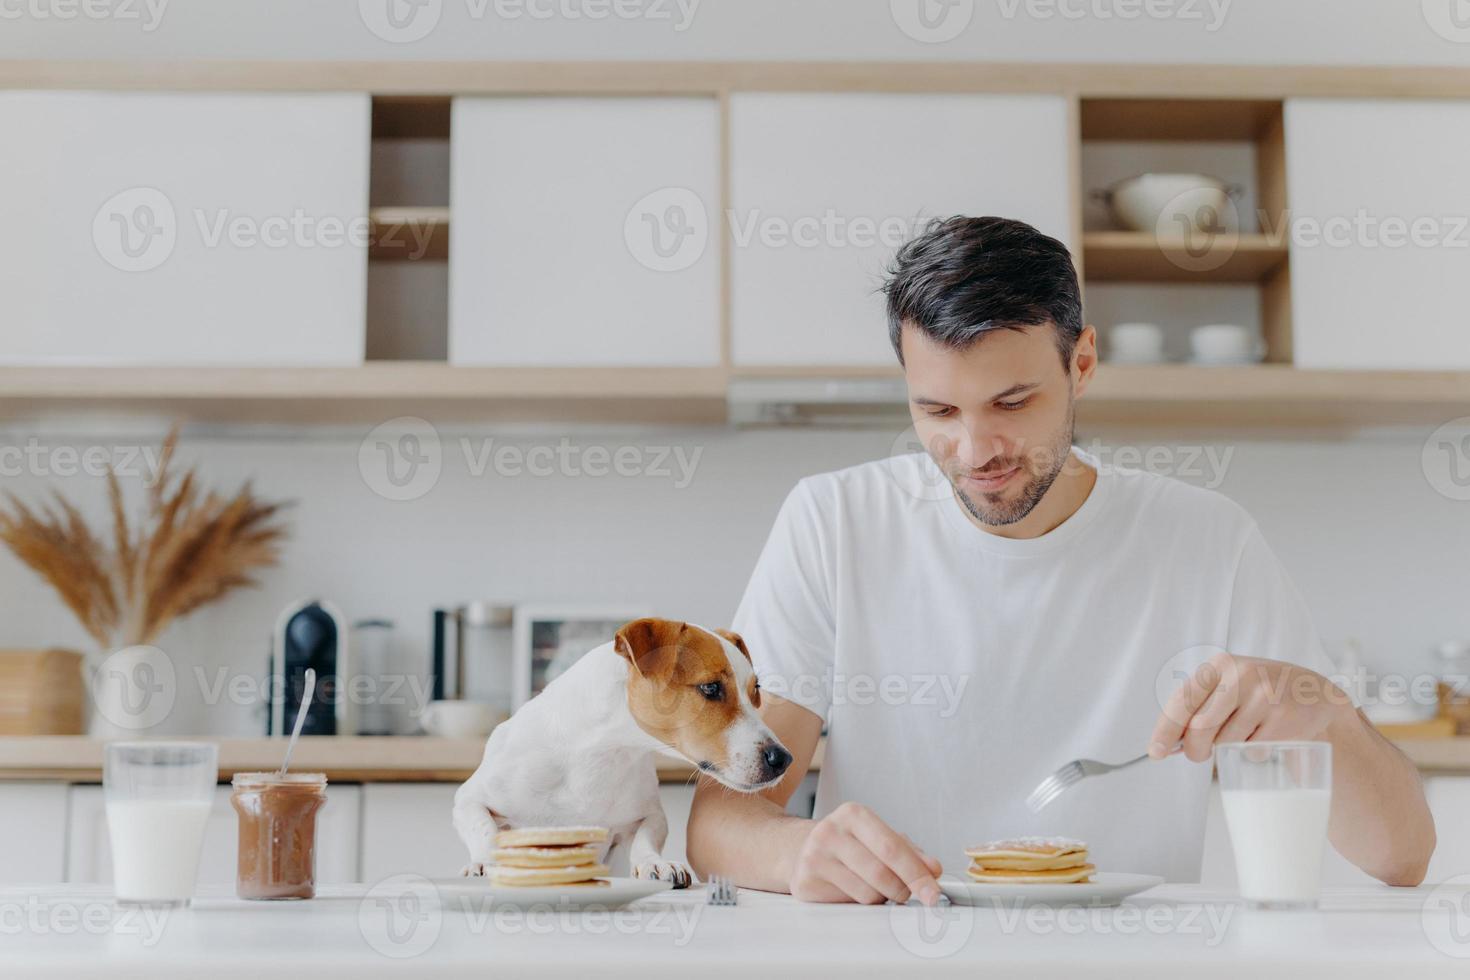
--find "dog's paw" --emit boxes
[460,862,490,877]
[634,861,693,889]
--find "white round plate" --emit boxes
[433,876,673,910]
[939,872,1163,908]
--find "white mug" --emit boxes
[1108,322,1165,364]
[419,700,504,738]
[1191,323,1266,364]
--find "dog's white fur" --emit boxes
[452,623,782,885]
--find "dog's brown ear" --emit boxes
[715,629,751,665]
[615,618,683,682]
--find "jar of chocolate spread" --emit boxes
[230,772,327,900]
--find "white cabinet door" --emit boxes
[450,97,721,367]
[360,783,465,881]
[730,94,1075,367]
[67,784,360,887]
[0,783,68,884]
[1425,776,1470,884]
[0,92,369,366]
[1286,99,1470,369]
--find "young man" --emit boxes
[686,216,1434,905]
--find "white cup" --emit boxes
[419,700,504,738]
[1191,323,1266,364]
[1107,322,1165,364]
[1217,741,1332,910]
[105,741,217,907]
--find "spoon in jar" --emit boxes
[278,667,316,776]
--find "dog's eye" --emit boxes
[697,681,723,701]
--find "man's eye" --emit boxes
[924,406,955,418]
[997,397,1032,412]
[697,681,724,700]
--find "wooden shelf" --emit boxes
[369,206,448,262]
[7,61,1470,99]
[0,364,729,426]
[1082,364,1470,427]
[0,364,1465,430]
[1080,98,1283,141]
[0,735,819,783]
[1082,232,1288,284]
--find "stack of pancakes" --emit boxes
[491,826,611,887]
[964,837,1094,884]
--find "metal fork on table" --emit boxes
[1025,744,1181,813]
[706,874,737,906]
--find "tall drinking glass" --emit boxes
[104,741,218,907]
[1216,741,1332,910]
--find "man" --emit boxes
[686,216,1434,905]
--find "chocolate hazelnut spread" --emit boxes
[231,772,327,900]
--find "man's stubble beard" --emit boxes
[949,403,1076,528]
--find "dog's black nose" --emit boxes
[762,743,793,777]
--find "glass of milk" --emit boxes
[1217,741,1332,910]
[104,742,218,907]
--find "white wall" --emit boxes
[3,0,1469,66]
[0,422,1463,735]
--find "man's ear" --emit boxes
[614,617,684,682]
[715,628,751,665]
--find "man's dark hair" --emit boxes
[882,216,1083,368]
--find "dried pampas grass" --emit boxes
[0,425,290,652]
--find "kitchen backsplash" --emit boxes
[0,423,1463,735]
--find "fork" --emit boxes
[705,874,737,906]
[1025,745,1181,813]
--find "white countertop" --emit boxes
[3,882,1467,978]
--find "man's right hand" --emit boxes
[788,801,943,906]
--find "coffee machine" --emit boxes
[269,598,349,737]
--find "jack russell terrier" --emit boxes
[452,617,794,886]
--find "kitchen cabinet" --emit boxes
[729,93,1075,367]
[450,97,721,367]
[1285,99,1470,369]
[64,784,361,887]
[0,783,68,885]
[360,782,465,880]
[0,92,370,367]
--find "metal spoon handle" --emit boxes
[279,667,315,776]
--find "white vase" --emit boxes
[86,644,178,739]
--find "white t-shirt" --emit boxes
[732,449,1334,882]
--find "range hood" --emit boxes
[727,376,910,427]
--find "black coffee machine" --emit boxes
[268,598,349,736]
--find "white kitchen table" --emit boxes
[2,881,1467,978]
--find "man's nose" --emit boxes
[955,424,1009,470]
